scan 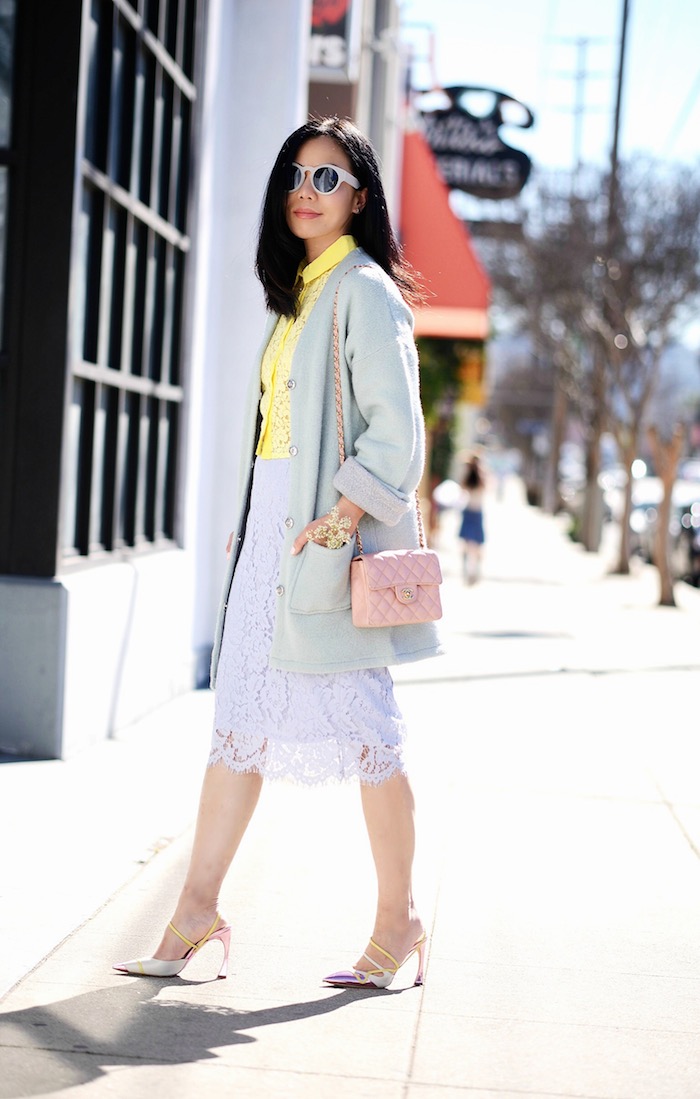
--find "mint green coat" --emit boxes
[210,249,444,682]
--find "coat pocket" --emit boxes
[288,539,354,614]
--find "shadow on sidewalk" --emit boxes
[0,980,403,1096]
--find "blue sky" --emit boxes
[399,0,700,173]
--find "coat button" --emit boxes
[284,517,294,529]
[276,585,285,596]
[286,379,296,389]
[289,445,298,456]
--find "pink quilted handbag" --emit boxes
[350,547,443,627]
[332,269,443,629]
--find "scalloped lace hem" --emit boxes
[208,731,405,787]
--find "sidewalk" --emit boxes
[1,479,699,1098]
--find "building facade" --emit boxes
[0,0,405,758]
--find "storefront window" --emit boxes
[0,1,15,146]
[62,0,197,558]
[0,165,7,340]
[0,1,14,350]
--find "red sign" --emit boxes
[312,0,349,26]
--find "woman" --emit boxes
[459,454,486,584]
[113,117,442,989]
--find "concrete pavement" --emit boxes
[1,479,700,1098]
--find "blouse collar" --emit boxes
[298,235,358,286]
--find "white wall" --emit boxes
[352,0,406,225]
[184,0,312,684]
[61,551,197,755]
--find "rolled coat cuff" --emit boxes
[333,456,413,526]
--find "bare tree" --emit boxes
[479,160,700,577]
[647,424,686,606]
[588,161,700,572]
[485,343,554,502]
[479,175,607,522]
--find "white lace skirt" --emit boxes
[209,458,407,785]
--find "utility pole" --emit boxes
[581,0,632,551]
[607,0,631,251]
[542,36,606,513]
[571,38,588,179]
[550,35,609,195]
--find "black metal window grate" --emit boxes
[0,1,17,355]
[62,0,197,560]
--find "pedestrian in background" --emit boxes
[113,117,441,989]
[459,453,486,584]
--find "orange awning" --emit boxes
[400,130,490,340]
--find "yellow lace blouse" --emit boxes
[256,235,358,459]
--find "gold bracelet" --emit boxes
[305,505,353,549]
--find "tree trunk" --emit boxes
[542,381,567,515]
[580,348,606,552]
[581,424,603,551]
[647,424,685,607]
[614,442,636,575]
[653,488,675,606]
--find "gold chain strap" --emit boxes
[332,269,426,555]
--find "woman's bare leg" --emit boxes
[354,772,424,970]
[464,541,482,584]
[151,763,263,959]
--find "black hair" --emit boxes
[463,455,484,490]
[255,116,422,316]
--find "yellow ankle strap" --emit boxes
[168,913,220,952]
[367,938,399,971]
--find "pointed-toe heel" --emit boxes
[323,933,427,989]
[112,914,231,979]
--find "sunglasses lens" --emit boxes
[313,166,340,193]
[287,165,303,191]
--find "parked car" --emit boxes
[629,501,658,562]
[678,458,700,483]
[631,478,700,585]
[671,502,700,586]
[628,477,663,562]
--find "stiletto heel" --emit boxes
[214,925,231,979]
[414,934,426,986]
[112,914,231,979]
[323,933,427,989]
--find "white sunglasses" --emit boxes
[287,162,361,195]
